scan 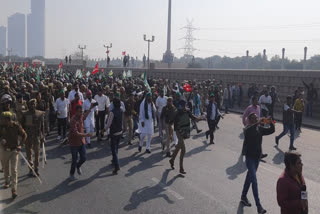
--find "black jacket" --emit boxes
[242,123,275,159]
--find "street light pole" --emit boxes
[103,43,112,67]
[78,45,86,67]
[143,35,155,70]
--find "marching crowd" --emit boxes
[0,63,315,214]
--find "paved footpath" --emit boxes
[0,113,319,214]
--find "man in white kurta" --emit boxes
[83,91,97,147]
[139,93,156,153]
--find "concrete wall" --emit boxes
[48,65,320,119]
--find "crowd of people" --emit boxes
[0,63,314,213]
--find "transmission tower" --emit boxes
[180,19,198,59]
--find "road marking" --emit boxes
[151,177,184,200]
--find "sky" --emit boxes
[1,0,320,60]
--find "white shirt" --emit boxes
[68,90,84,102]
[94,94,110,111]
[109,101,125,112]
[83,99,97,125]
[259,95,272,111]
[54,98,70,119]
[156,96,168,113]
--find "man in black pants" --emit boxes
[206,94,222,144]
[94,88,110,141]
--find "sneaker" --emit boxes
[35,169,40,176]
[240,197,252,207]
[289,146,297,151]
[12,191,18,200]
[169,159,175,170]
[197,129,202,134]
[179,169,186,174]
[77,167,82,175]
[216,126,220,129]
[146,149,151,154]
[275,137,279,146]
[257,206,267,214]
[166,152,171,158]
[209,141,215,144]
[69,175,76,181]
[261,154,268,159]
[138,146,142,152]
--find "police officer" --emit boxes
[0,111,27,199]
[21,99,45,176]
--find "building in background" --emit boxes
[27,0,45,57]
[0,26,6,56]
[8,13,26,57]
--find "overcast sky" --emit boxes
[1,0,320,60]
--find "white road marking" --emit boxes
[151,177,184,200]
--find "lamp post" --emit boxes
[103,43,112,67]
[143,34,155,70]
[78,45,86,67]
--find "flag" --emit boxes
[91,63,99,75]
[143,71,151,92]
[123,70,127,78]
[36,68,41,82]
[58,61,63,69]
[108,70,113,76]
[127,70,132,78]
[76,69,83,78]
[122,51,126,56]
[183,83,192,92]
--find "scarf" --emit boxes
[144,100,154,120]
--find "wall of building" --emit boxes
[0,26,6,56]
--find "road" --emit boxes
[0,113,319,214]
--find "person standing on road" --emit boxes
[155,90,167,141]
[138,92,156,153]
[258,90,272,118]
[277,152,308,214]
[68,105,94,181]
[83,90,97,148]
[68,83,84,103]
[94,88,110,141]
[169,100,204,174]
[161,97,177,157]
[0,111,27,199]
[54,90,70,143]
[205,93,222,144]
[293,93,304,133]
[124,93,136,145]
[105,98,123,174]
[21,99,45,177]
[240,112,275,214]
[275,96,301,151]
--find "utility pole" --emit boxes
[246,50,249,69]
[103,43,112,67]
[143,34,155,71]
[78,45,86,67]
[281,48,285,70]
[303,47,307,71]
[7,48,13,62]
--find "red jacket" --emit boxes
[277,170,306,214]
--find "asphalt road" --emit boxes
[0,113,320,214]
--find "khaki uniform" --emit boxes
[22,110,45,170]
[0,122,27,192]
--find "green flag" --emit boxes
[123,70,127,79]
[143,71,151,92]
[76,69,83,79]
[108,70,113,76]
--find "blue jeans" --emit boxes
[306,102,313,117]
[70,145,87,175]
[241,157,261,207]
[276,123,295,148]
[110,135,120,170]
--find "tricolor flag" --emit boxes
[91,63,99,75]
[58,61,63,69]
